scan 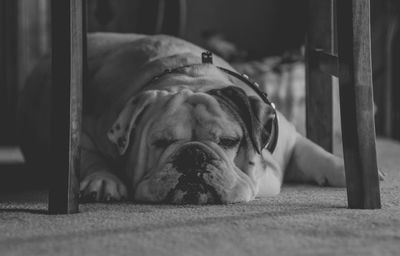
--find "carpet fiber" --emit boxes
[1,138,399,256]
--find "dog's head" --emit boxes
[108,86,277,204]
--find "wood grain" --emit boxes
[48,0,85,214]
[337,0,381,209]
[305,0,335,153]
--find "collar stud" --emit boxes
[202,51,213,64]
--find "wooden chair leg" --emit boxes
[48,0,85,214]
[337,0,381,209]
[162,0,187,37]
[0,0,18,145]
[136,0,187,37]
[305,0,335,153]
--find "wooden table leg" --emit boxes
[48,0,85,214]
[337,0,381,209]
[305,0,335,153]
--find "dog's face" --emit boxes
[108,86,276,204]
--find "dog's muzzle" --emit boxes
[165,144,222,204]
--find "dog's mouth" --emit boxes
[164,143,222,204]
[164,171,222,204]
[134,141,254,204]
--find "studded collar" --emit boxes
[143,51,279,153]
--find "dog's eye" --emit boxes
[218,137,240,149]
[152,138,176,148]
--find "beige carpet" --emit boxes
[1,138,399,256]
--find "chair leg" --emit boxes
[305,0,335,153]
[48,0,85,214]
[0,0,18,145]
[337,0,381,209]
[161,0,187,37]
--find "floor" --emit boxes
[0,138,399,256]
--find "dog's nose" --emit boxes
[167,144,221,204]
[173,145,211,172]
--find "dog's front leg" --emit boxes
[79,133,128,202]
[285,134,346,187]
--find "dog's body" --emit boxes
[19,33,346,204]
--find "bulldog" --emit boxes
[19,33,346,204]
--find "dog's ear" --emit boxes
[108,91,159,155]
[207,86,275,154]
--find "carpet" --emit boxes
[1,138,399,256]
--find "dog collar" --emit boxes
[146,51,279,153]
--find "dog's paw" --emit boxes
[323,165,385,187]
[319,172,346,187]
[317,159,346,187]
[79,171,128,203]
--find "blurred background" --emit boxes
[0,0,399,191]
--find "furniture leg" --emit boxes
[337,0,381,209]
[48,0,85,214]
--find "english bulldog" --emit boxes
[19,33,347,204]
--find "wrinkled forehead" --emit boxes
[150,90,243,139]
